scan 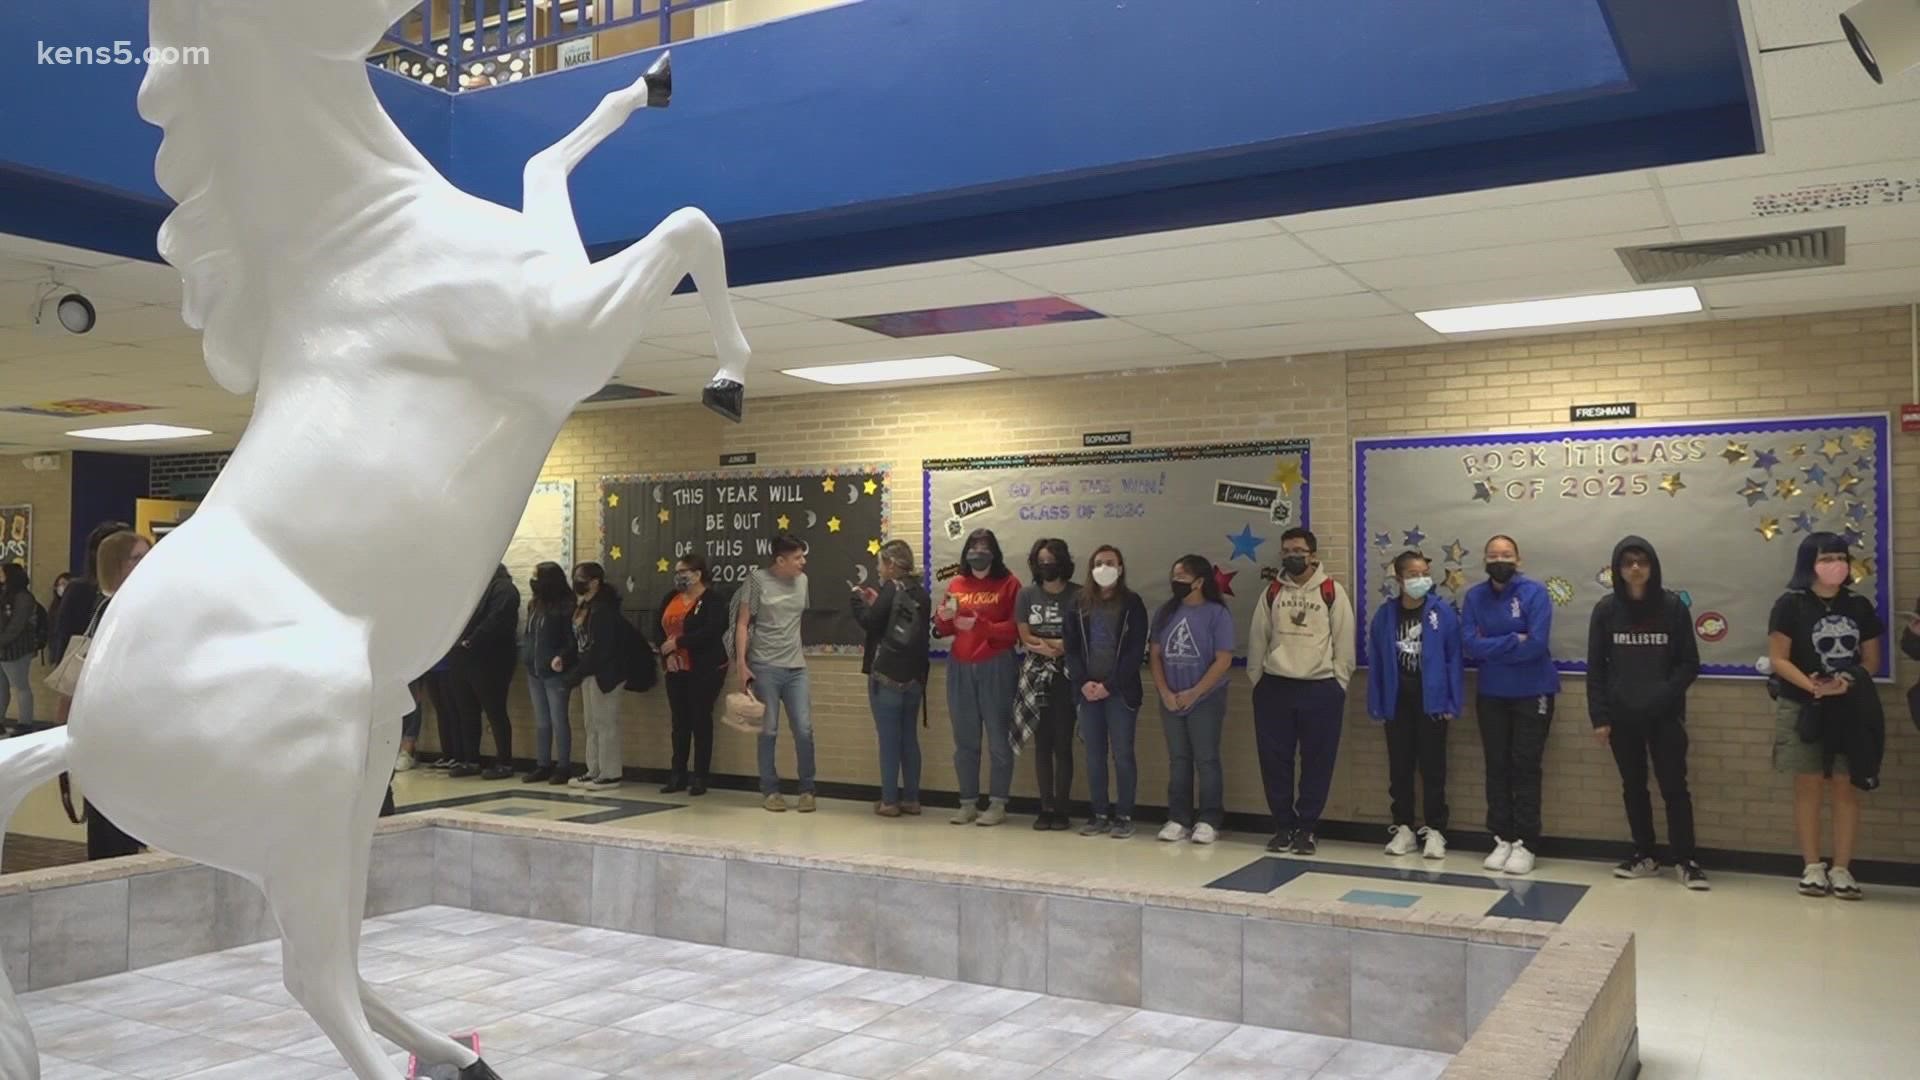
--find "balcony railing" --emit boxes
[372,0,730,91]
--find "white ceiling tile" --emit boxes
[640,296,817,340]
[996,351,1225,377]
[1171,315,1444,359]
[1068,266,1366,317]
[973,335,1213,373]
[96,304,195,345]
[755,271,1040,319]
[972,220,1282,268]
[1342,230,1674,291]
[1659,156,1920,226]
[1677,202,1920,243]
[1290,191,1670,263]
[1762,41,1920,120]
[1275,171,1652,231]
[998,235,1326,294]
[1751,0,1850,50]
[73,261,184,307]
[1707,292,1920,319]
[1383,267,1649,313]
[737,258,986,298]
[1701,266,1920,307]
[0,234,127,270]
[651,318,885,356]
[1655,100,1920,187]
[1839,236,1920,271]
[1123,292,1402,335]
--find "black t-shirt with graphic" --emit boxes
[1768,588,1884,703]
[1395,604,1424,714]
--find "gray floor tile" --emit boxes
[1004,997,1136,1036]
[91,1032,260,1080]
[749,1066,866,1080]
[637,1041,780,1080]
[533,988,671,1027]
[706,1016,849,1061]
[1208,1026,1352,1071]
[766,994,899,1033]
[171,1056,336,1080]
[892,1048,1044,1080]
[617,999,762,1040]
[793,1033,937,1080]
[1055,1038,1200,1080]
[1105,1009,1238,1053]
[850,1004,995,1048]
[951,1018,1091,1066]
[1314,1042,1454,1080]
[915,982,1043,1019]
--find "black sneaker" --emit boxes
[1110,817,1135,840]
[1049,814,1071,831]
[1266,829,1294,853]
[661,773,687,795]
[1080,816,1111,837]
[1032,812,1055,831]
[689,777,708,796]
[1678,861,1710,891]
[427,757,457,770]
[448,763,480,779]
[1614,854,1660,879]
[480,765,514,781]
[1289,831,1317,856]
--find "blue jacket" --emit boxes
[1461,574,1562,698]
[1366,594,1464,721]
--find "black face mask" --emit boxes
[966,551,994,572]
[1169,579,1193,600]
[1281,555,1310,577]
[1485,561,1518,584]
[1035,563,1061,583]
[573,580,592,596]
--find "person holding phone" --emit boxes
[934,529,1021,826]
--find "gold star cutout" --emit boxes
[1773,477,1802,500]
[657,507,670,524]
[1834,471,1862,494]
[1755,518,1781,542]
[827,516,842,533]
[1659,473,1686,497]
[1812,492,1837,514]
[1851,431,1875,452]
[607,492,620,508]
[1852,556,1877,585]
[776,513,791,531]
[1271,458,1304,494]
[867,539,882,556]
[610,546,622,561]
[656,558,670,573]
[1789,443,1807,459]
[821,477,836,493]
[1719,441,1749,465]
[863,478,879,496]
[1820,437,1845,462]
[1442,568,1467,593]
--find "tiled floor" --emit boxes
[22,907,1452,1080]
[377,771,1920,1079]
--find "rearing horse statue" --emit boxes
[0,3,752,1077]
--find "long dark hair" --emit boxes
[0,563,27,601]
[1154,554,1220,633]
[531,561,573,616]
[963,528,1011,580]
[1788,531,1851,591]
[1085,544,1132,611]
[1027,538,1074,584]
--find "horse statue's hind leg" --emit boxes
[525,52,752,422]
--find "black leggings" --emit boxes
[450,649,513,764]
[1032,673,1076,813]
[665,667,725,777]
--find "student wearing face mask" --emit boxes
[1768,532,1884,901]
[854,540,931,817]
[1462,535,1559,876]
[1246,528,1356,857]
[1064,546,1150,838]
[1150,555,1236,844]
[659,555,727,796]
[935,529,1022,825]
[1366,551,1461,861]
[567,562,629,791]
[1015,539,1079,831]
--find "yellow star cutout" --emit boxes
[1719,441,1749,465]
[1852,556,1877,585]
[610,546,623,561]
[1755,518,1781,541]
[863,478,879,496]
[1851,431,1875,452]
[656,558,670,573]
[821,477,836,493]
[1773,477,1802,500]
[1789,443,1807,459]
[1812,492,1837,514]
[1820,437,1845,461]
[776,514,791,531]
[867,539,882,556]
[1271,458,1304,494]
[657,508,670,524]
[827,516,842,533]
[1441,568,1466,593]
[607,492,620,508]
[1834,471,1862,494]
[1658,473,1686,497]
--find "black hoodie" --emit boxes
[460,564,522,664]
[1585,536,1700,729]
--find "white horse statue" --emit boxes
[0,3,752,1077]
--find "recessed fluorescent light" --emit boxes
[780,355,1000,386]
[67,424,212,442]
[1416,287,1703,334]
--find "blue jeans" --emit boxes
[751,663,814,795]
[1163,692,1227,828]
[1078,695,1139,819]
[527,674,573,769]
[0,656,33,726]
[869,678,924,806]
[947,652,1017,803]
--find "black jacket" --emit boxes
[0,592,35,662]
[1064,591,1151,710]
[1798,664,1884,791]
[523,604,578,679]
[568,587,628,694]
[1585,536,1700,729]
[461,566,521,663]
[48,578,102,666]
[658,588,729,675]
[853,579,931,683]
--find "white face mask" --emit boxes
[1092,565,1121,588]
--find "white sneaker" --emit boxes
[1829,866,1862,901]
[393,751,415,773]
[1503,841,1535,875]
[1798,862,1831,897]
[1384,825,1418,856]
[1158,821,1190,843]
[568,774,594,788]
[1192,823,1218,845]
[1483,839,1513,872]
[1420,827,1447,860]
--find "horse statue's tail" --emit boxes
[0,727,72,1080]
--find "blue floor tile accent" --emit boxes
[1340,889,1419,908]
[1206,856,1589,922]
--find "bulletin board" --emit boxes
[502,480,575,594]
[1354,414,1894,678]
[0,505,28,568]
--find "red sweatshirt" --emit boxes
[935,572,1022,663]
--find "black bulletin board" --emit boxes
[600,465,891,655]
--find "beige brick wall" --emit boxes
[442,306,1919,865]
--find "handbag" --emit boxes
[45,598,105,698]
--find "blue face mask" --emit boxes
[1402,576,1434,600]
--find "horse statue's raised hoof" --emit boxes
[702,377,744,423]
[458,1058,505,1080]
[644,52,672,108]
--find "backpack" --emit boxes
[1266,576,1337,614]
[871,582,930,685]
[28,599,47,653]
[619,612,657,693]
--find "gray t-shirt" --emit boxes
[1017,582,1080,640]
[745,568,808,668]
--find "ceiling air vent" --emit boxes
[1616,227,1846,284]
